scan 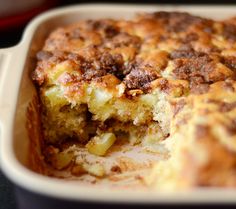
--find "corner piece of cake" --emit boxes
[32,11,236,189]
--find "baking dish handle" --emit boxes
[0,48,11,130]
[0,47,14,96]
[0,47,15,90]
[0,46,19,125]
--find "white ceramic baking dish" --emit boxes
[1,4,236,208]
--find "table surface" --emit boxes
[0,1,235,209]
[0,172,16,209]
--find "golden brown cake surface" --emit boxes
[32,11,236,189]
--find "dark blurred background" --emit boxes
[0,1,235,209]
[0,0,235,48]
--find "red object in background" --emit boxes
[0,0,58,31]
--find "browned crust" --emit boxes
[32,12,236,94]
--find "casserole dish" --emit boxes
[1,4,236,208]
